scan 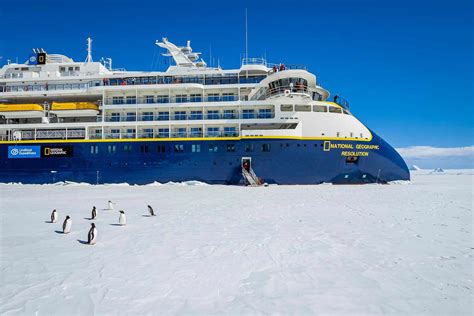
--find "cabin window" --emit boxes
[346,156,359,164]
[174,144,184,153]
[329,107,342,114]
[107,145,116,153]
[90,145,99,154]
[207,93,221,102]
[242,109,255,119]
[158,128,169,138]
[126,96,136,104]
[142,112,154,121]
[313,105,327,112]
[175,95,188,103]
[207,127,220,137]
[222,93,236,101]
[245,144,254,152]
[110,113,120,122]
[295,105,311,112]
[174,111,186,120]
[223,127,237,137]
[126,129,136,138]
[190,94,202,102]
[157,112,169,121]
[111,129,120,138]
[145,95,154,104]
[223,109,236,119]
[258,109,273,118]
[226,144,235,152]
[123,145,132,152]
[192,144,201,153]
[142,129,153,138]
[262,144,271,152]
[126,112,136,121]
[280,104,293,112]
[208,144,218,152]
[190,110,203,120]
[190,127,202,137]
[140,145,149,153]
[207,110,220,120]
[156,95,169,103]
[175,128,187,137]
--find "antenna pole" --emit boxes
[245,8,248,60]
[86,37,93,63]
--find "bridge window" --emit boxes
[295,105,311,112]
[280,104,293,112]
[313,105,327,112]
[328,107,342,114]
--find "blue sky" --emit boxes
[0,0,472,150]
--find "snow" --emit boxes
[410,165,421,171]
[0,170,472,315]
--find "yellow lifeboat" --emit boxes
[0,103,44,118]
[50,102,99,117]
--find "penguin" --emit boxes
[87,223,97,245]
[118,210,126,226]
[91,206,97,220]
[62,216,72,234]
[107,200,114,210]
[147,205,156,216]
[50,209,58,223]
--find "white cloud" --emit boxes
[396,146,474,158]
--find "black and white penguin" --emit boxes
[147,205,156,216]
[91,206,97,220]
[107,200,115,210]
[63,216,72,234]
[50,209,58,223]
[88,223,97,245]
[119,210,126,226]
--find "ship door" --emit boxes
[242,157,252,172]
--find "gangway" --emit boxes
[242,157,262,186]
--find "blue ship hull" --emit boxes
[0,131,409,185]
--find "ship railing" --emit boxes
[103,95,240,106]
[10,129,86,140]
[102,112,274,122]
[265,85,312,99]
[0,82,95,93]
[87,131,240,140]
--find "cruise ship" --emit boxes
[0,38,409,185]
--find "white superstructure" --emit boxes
[0,38,370,143]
